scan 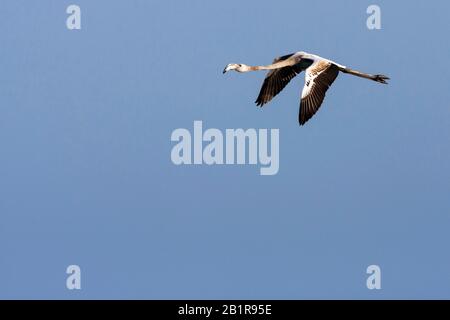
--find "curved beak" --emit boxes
[223,64,232,74]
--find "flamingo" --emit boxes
[223,51,389,125]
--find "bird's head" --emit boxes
[223,63,251,74]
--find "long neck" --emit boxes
[250,59,294,71]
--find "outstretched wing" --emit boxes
[255,54,312,107]
[299,61,339,125]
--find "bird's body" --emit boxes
[223,51,389,125]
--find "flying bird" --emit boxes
[223,51,389,125]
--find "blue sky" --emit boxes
[0,1,449,299]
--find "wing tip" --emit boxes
[298,116,307,126]
[255,98,266,107]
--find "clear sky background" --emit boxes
[0,1,449,299]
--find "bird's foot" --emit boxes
[374,74,390,84]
